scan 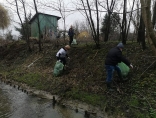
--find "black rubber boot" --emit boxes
[106,82,114,91]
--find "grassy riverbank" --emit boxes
[0,40,156,118]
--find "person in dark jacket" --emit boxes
[68,25,75,46]
[105,42,133,91]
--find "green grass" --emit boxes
[15,73,41,86]
[66,88,106,106]
[1,40,156,118]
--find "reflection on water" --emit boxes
[0,81,85,118]
[0,88,11,118]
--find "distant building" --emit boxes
[29,12,61,39]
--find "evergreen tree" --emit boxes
[15,13,31,40]
[101,13,121,40]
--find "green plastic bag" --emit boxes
[71,39,77,45]
[53,61,64,76]
[118,62,130,77]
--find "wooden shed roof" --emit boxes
[29,12,61,24]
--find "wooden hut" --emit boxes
[29,12,61,40]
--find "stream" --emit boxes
[0,81,87,118]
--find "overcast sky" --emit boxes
[0,0,136,37]
[0,0,89,36]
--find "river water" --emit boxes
[0,81,86,118]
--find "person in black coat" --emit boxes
[68,25,75,46]
[105,42,133,91]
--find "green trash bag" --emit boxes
[71,39,77,45]
[53,61,64,76]
[118,62,130,77]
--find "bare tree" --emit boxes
[121,0,127,44]
[137,13,146,50]
[33,0,42,51]
[95,0,100,45]
[129,0,141,42]
[14,0,34,51]
[140,0,156,54]
[55,0,67,42]
[152,1,156,29]
[125,0,136,40]
[14,0,30,48]
[21,0,31,51]
[75,0,100,48]
[99,0,137,43]
[102,0,115,42]
[41,0,72,43]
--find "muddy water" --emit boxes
[0,81,85,118]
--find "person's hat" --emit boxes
[117,42,124,49]
[65,45,70,50]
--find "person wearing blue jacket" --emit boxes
[68,25,75,46]
[105,42,133,91]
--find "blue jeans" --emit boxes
[105,65,121,83]
[69,36,73,45]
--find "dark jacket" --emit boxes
[68,28,74,37]
[105,47,130,66]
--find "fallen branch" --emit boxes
[139,60,156,79]
[27,57,42,68]
[93,50,98,59]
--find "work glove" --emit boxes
[130,64,133,68]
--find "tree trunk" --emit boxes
[152,1,156,29]
[121,0,127,44]
[33,0,42,51]
[125,0,135,40]
[21,0,31,51]
[15,0,31,51]
[137,14,146,50]
[80,0,95,41]
[140,0,156,54]
[104,0,115,42]
[95,0,100,48]
[80,0,100,48]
